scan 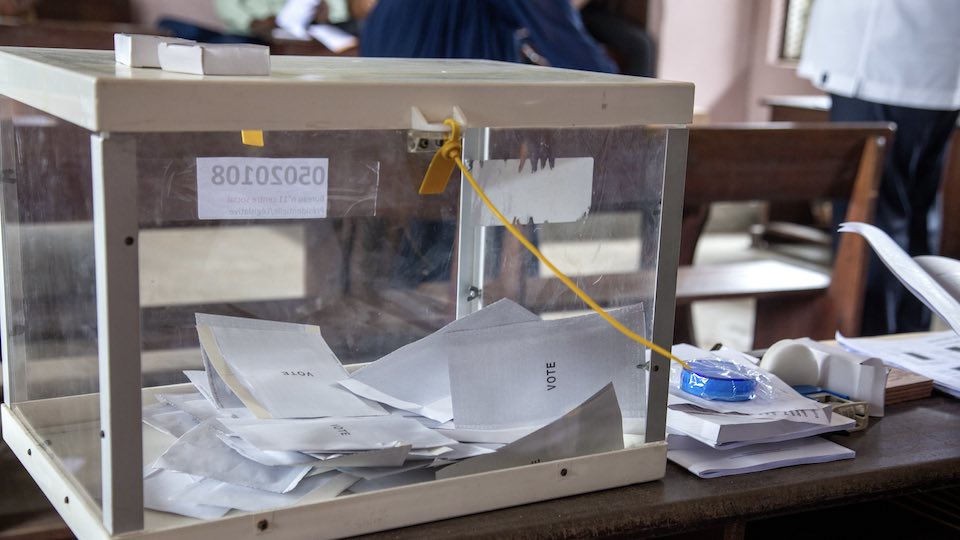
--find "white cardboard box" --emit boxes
[114,34,194,68]
[158,43,271,76]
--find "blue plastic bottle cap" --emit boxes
[680,359,757,401]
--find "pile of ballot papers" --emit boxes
[142,300,646,519]
[665,344,859,479]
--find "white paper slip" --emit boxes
[336,462,431,481]
[667,435,855,478]
[347,468,435,494]
[447,304,646,429]
[204,323,387,419]
[344,299,540,423]
[155,391,253,422]
[201,351,246,409]
[143,468,229,520]
[410,443,499,461]
[174,471,355,513]
[114,33,194,68]
[432,424,539,445]
[155,423,311,493]
[437,383,624,479]
[219,416,458,453]
[666,404,854,450]
[142,403,199,439]
[305,445,411,467]
[214,431,317,467]
[158,42,270,76]
[839,222,960,334]
[671,344,816,415]
[470,158,594,227]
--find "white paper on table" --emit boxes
[837,331,960,398]
[839,222,960,334]
[666,402,854,450]
[667,397,834,426]
[793,338,888,416]
[671,344,818,415]
[276,0,322,39]
[667,434,855,478]
[304,445,411,467]
[143,468,230,520]
[142,403,199,438]
[308,24,358,53]
[174,471,355,513]
[432,424,539,445]
[437,383,624,479]
[204,322,386,419]
[343,299,541,423]
[218,416,458,453]
[447,305,646,430]
[155,422,311,493]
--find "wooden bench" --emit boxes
[481,123,892,350]
[676,123,893,348]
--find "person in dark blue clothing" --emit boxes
[360,0,616,73]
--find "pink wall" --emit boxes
[651,0,819,123]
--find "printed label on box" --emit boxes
[196,157,328,220]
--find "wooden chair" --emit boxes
[676,122,893,348]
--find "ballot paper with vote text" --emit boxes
[447,304,646,430]
[197,314,387,419]
[340,299,541,423]
[437,383,624,479]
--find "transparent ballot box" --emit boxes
[0,48,693,538]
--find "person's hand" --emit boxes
[249,16,278,39]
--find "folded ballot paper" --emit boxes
[143,302,645,519]
[666,344,856,477]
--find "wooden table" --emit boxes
[355,394,960,539]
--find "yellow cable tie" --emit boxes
[423,118,690,370]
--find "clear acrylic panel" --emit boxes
[0,97,103,511]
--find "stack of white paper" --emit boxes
[145,301,639,519]
[665,344,856,478]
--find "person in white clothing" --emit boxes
[798,0,960,336]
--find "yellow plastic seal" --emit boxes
[418,119,461,195]
[241,130,265,147]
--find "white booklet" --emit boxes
[666,400,854,449]
[839,221,960,333]
[667,435,855,478]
